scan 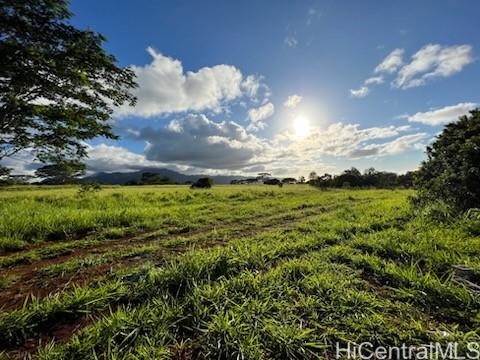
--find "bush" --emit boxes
[414,109,480,213]
[263,178,281,185]
[78,182,102,195]
[191,177,213,189]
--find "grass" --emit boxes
[0,185,479,359]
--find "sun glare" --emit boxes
[293,115,310,138]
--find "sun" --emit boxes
[293,115,310,138]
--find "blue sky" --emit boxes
[15,0,480,177]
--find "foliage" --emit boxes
[1,187,479,358]
[125,172,175,186]
[281,177,297,184]
[0,0,137,162]
[35,158,86,184]
[191,177,213,188]
[309,167,416,189]
[0,165,10,177]
[263,178,281,185]
[78,182,101,196]
[0,165,12,186]
[0,174,34,186]
[415,109,480,212]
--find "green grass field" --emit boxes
[0,185,479,359]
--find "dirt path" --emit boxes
[0,204,336,311]
[2,205,344,359]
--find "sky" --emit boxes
[6,0,480,177]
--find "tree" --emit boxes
[415,109,480,212]
[308,171,318,181]
[257,172,271,181]
[0,0,137,163]
[0,165,10,178]
[298,176,305,184]
[35,158,85,184]
[191,177,213,189]
[317,173,333,189]
[333,167,363,187]
[264,178,281,185]
[0,165,12,185]
[398,171,416,188]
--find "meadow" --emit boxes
[0,185,479,359]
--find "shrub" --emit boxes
[263,178,281,185]
[191,177,213,189]
[78,182,102,195]
[414,109,480,213]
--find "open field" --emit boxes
[1,185,480,359]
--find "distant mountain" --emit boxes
[80,168,246,185]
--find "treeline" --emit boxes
[308,167,416,189]
[228,168,415,189]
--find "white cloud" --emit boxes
[1,118,429,177]
[349,133,428,158]
[247,102,275,131]
[84,144,167,173]
[349,86,369,98]
[284,36,298,48]
[405,102,477,126]
[283,94,303,108]
[394,44,473,89]
[273,122,416,159]
[115,47,265,118]
[132,114,269,169]
[374,49,404,74]
[364,76,384,85]
[355,44,473,95]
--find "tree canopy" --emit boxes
[191,177,213,189]
[0,0,137,163]
[415,109,480,212]
[308,167,415,189]
[35,158,85,184]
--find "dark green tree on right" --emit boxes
[415,109,480,212]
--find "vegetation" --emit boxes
[0,185,479,359]
[0,0,136,164]
[125,172,176,186]
[415,109,480,213]
[309,167,415,189]
[191,177,213,188]
[35,158,86,184]
[0,2,479,358]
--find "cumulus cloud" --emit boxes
[131,114,269,169]
[273,122,418,160]
[405,102,477,126]
[115,47,265,118]
[348,49,402,98]
[374,48,404,74]
[247,102,275,131]
[364,76,384,85]
[348,133,428,158]
[104,119,426,175]
[353,44,473,96]
[349,86,369,98]
[393,44,473,89]
[283,95,303,108]
[85,143,166,173]
[1,119,429,177]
